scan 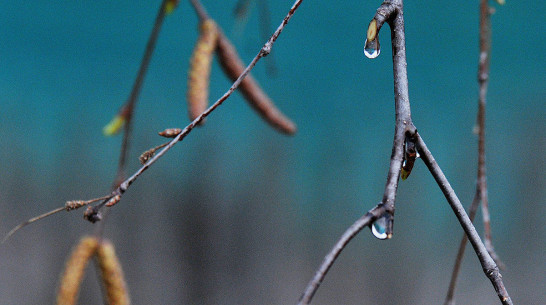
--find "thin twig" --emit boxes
[444,189,481,305]
[444,1,504,303]
[91,0,170,228]
[476,0,504,269]
[416,133,512,305]
[84,0,305,220]
[2,207,65,244]
[257,0,278,76]
[376,0,417,237]
[298,205,385,304]
[116,0,169,182]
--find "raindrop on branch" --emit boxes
[370,213,391,240]
[364,37,381,59]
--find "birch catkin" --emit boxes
[216,32,297,135]
[97,240,130,305]
[187,19,218,122]
[57,236,99,305]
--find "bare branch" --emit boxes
[83,0,305,220]
[298,205,385,305]
[445,1,505,303]
[476,0,504,269]
[416,133,512,305]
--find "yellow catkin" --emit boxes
[187,19,219,123]
[57,236,99,305]
[97,240,130,305]
[216,32,297,135]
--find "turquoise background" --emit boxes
[1,0,544,304]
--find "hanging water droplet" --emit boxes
[370,214,391,240]
[364,37,380,59]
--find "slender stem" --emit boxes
[416,133,512,305]
[85,0,305,218]
[2,207,66,244]
[117,0,168,178]
[298,205,386,305]
[90,0,169,227]
[444,189,480,305]
[257,0,278,76]
[189,0,210,21]
[378,0,416,236]
[445,1,504,302]
[477,0,503,269]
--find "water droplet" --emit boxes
[364,37,380,59]
[370,214,391,240]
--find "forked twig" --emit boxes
[298,0,511,304]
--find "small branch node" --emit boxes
[84,206,102,223]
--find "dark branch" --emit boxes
[298,205,386,304]
[298,1,415,302]
[415,133,512,305]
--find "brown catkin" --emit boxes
[96,240,130,305]
[57,236,99,305]
[187,19,219,123]
[216,32,297,135]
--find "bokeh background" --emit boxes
[1,1,544,304]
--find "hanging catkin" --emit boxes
[187,19,219,123]
[96,240,130,305]
[57,236,99,305]
[216,31,297,135]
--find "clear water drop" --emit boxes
[370,213,391,240]
[364,37,380,59]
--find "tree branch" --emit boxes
[415,133,512,305]
[298,1,512,303]
[444,1,504,303]
[298,205,386,304]
[83,0,305,221]
[298,1,416,302]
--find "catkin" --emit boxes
[216,32,297,135]
[57,236,99,305]
[187,19,219,123]
[97,240,130,305]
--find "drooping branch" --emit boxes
[444,1,504,303]
[116,0,169,181]
[298,0,513,303]
[82,0,305,221]
[86,0,171,224]
[375,0,417,237]
[415,133,512,305]
[298,204,386,304]
[298,1,414,302]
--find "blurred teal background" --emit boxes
[1,1,544,304]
